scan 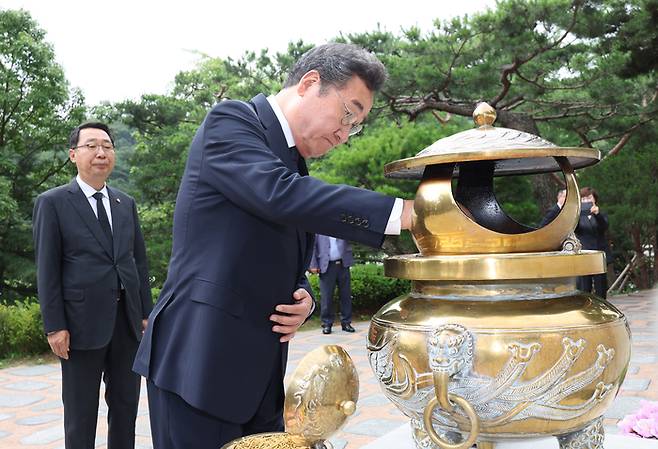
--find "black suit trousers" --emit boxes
[146,356,284,449]
[577,273,608,299]
[319,262,352,327]
[61,298,140,449]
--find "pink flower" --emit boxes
[619,401,658,438]
[633,418,658,438]
[618,414,639,435]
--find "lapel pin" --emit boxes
[116,198,121,203]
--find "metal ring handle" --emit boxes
[423,394,480,449]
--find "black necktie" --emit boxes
[93,192,113,247]
[292,147,308,176]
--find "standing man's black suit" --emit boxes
[33,123,152,449]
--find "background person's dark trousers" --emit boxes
[577,273,608,299]
[61,299,140,449]
[319,260,352,329]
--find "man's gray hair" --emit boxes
[283,43,388,92]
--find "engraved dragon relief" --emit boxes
[289,352,351,438]
[367,324,615,429]
[367,330,417,399]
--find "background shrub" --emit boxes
[0,300,49,359]
[307,263,410,314]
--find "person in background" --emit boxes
[309,235,355,334]
[32,122,152,449]
[575,186,609,298]
[538,188,566,227]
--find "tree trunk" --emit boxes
[0,265,4,300]
[496,111,540,135]
[496,111,557,215]
[651,227,658,286]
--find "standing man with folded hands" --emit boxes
[33,122,152,449]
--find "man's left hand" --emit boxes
[142,319,148,334]
[270,288,313,343]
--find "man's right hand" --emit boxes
[309,268,320,274]
[401,199,414,230]
[47,330,70,360]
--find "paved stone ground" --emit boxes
[0,289,655,449]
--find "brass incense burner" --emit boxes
[222,345,358,449]
[367,103,631,449]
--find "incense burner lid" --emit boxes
[384,103,600,179]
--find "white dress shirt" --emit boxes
[329,237,342,261]
[76,175,112,232]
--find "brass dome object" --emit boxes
[283,345,359,442]
[222,345,358,449]
[384,102,600,178]
[472,102,497,127]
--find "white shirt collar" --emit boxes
[266,95,296,149]
[76,175,108,198]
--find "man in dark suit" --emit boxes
[133,43,413,449]
[32,122,152,449]
[309,235,355,334]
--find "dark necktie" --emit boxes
[93,192,113,247]
[292,146,308,176]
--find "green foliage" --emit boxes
[0,300,49,359]
[139,203,175,288]
[307,264,411,313]
[106,121,137,193]
[309,119,463,196]
[0,9,86,300]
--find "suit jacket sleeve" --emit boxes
[131,199,153,317]
[538,205,561,228]
[594,211,609,233]
[200,102,395,247]
[32,194,67,333]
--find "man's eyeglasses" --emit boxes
[74,143,115,152]
[334,90,363,137]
